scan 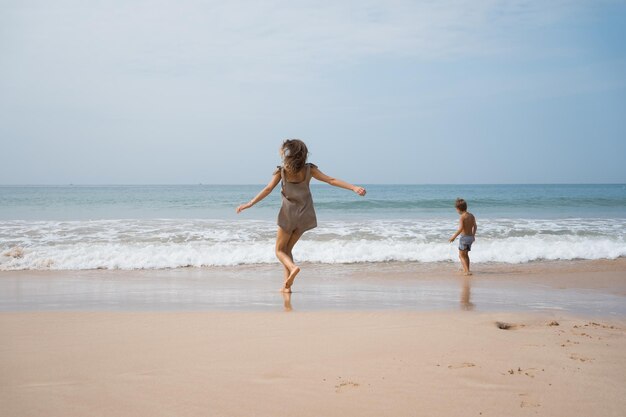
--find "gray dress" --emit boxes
[275,163,318,233]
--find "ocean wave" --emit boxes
[313,197,626,210]
[1,219,625,270]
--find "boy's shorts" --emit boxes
[459,235,475,251]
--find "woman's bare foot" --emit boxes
[279,286,292,293]
[283,266,301,290]
[464,271,473,276]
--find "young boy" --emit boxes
[449,198,477,276]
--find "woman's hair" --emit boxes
[281,139,308,172]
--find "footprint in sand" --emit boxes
[560,339,578,347]
[448,362,476,369]
[587,322,619,330]
[495,322,525,330]
[519,393,541,408]
[507,367,540,377]
[522,368,540,378]
[570,353,593,362]
[335,381,360,393]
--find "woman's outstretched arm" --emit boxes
[236,173,281,213]
[311,167,366,196]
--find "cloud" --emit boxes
[1,1,625,184]
[1,0,622,128]
[1,0,601,83]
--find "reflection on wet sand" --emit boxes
[282,292,293,312]
[460,278,475,311]
[2,260,626,315]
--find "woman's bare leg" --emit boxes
[280,235,299,286]
[283,229,304,290]
[276,228,303,292]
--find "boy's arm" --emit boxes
[311,166,366,196]
[236,173,281,213]
[472,219,478,237]
[449,218,463,243]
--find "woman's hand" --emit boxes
[353,186,367,196]
[236,203,251,213]
[236,174,281,214]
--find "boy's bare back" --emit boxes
[460,212,476,236]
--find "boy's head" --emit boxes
[455,198,467,213]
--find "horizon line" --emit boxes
[0,183,624,187]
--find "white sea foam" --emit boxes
[1,219,624,270]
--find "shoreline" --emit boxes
[1,258,625,315]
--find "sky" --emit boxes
[1,0,625,184]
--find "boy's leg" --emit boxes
[459,249,471,275]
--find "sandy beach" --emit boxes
[1,310,625,417]
[1,260,625,416]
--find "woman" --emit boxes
[236,139,366,292]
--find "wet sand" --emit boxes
[1,259,625,416]
[1,259,625,314]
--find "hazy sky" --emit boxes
[1,0,625,184]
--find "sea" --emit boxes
[0,184,625,271]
